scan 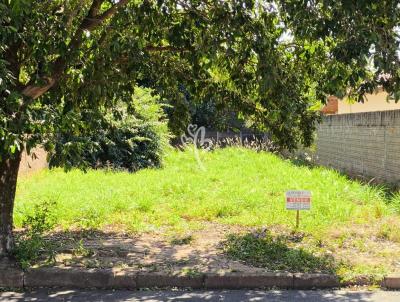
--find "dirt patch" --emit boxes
[29,222,400,280]
[37,223,267,275]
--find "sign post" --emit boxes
[285,190,311,228]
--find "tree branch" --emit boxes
[65,3,82,29]
[144,45,192,52]
[21,0,129,100]
[4,41,21,83]
[88,0,104,18]
[81,0,130,31]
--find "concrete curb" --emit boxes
[1,268,400,290]
[204,272,293,289]
[137,272,204,289]
[293,273,340,289]
[382,275,400,290]
[0,268,24,288]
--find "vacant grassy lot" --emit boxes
[15,147,400,280]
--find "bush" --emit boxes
[14,201,57,269]
[50,87,170,172]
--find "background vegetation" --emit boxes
[49,87,170,171]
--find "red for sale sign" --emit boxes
[285,190,311,210]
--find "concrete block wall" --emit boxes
[316,110,400,186]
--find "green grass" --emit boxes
[14,147,400,278]
[224,231,336,273]
[15,147,397,234]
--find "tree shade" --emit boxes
[0,0,399,257]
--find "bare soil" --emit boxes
[30,222,400,279]
[40,223,267,275]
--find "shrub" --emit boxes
[50,87,170,172]
[14,201,57,269]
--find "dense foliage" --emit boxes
[280,0,400,102]
[2,1,399,157]
[50,87,169,171]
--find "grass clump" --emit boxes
[170,235,193,245]
[223,230,336,273]
[377,218,400,243]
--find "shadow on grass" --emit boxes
[223,229,337,274]
[14,228,233,273]
[12,226,388,286]
[13,228,162,269]
[15,227,337,275]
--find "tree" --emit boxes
[278,0,400,102]
[49,86,170,171]
[1,0,399,258]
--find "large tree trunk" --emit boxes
[0,152,22,258]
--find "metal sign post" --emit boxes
[285,190,311,228]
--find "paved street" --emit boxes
[1,290,400,302]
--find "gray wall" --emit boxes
[316,110,400,185]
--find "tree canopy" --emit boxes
[1,0,399,156]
